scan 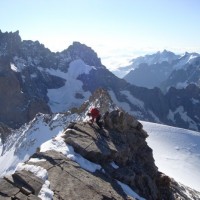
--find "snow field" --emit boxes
[143,121,200,192]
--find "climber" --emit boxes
[87,107,102,129]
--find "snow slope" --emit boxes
[0,113,79,177]
[143,121,200,192]
[45,59,94,112]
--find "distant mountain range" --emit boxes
[113,50,200,92]
[112,50,179,78]
[0,30,200,132]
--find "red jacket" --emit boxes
[90,108,100,118]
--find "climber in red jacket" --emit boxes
[87,107,102,128]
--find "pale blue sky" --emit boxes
[1,0,200,69]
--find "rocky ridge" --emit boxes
[0,112,200,199]
[0,89,200,199]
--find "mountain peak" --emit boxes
[0,30,21,56]
[0,30,20,37]
[161,49,174,55]
[88,88,117,111]
[71,88,117,119]
[64,41,103,68]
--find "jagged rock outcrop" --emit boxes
[63,41,103,68]
[0,30,21,57]
[0,56,51,128]
[0,109,199,199]
[71,88,118,116]
[0,122,11,146]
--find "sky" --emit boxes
[1,0,200,70]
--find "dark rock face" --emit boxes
[124,62,174,89]
[165,84,200,130]
[0,31,105,129]
[161,58,200,91]
[0,56,51,128]
[0,122,12,146]
[0,30,21,57]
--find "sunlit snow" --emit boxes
[173,53,198,70]
[0,113,77,176]
[120,90,144,109]
[46,59,92,112]
[10,63,18,72]
[109,90,144,118]
[16,162,54,200]
[143,121,200,192]
[117,181,145,200]
[167,106,198,130]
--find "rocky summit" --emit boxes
[0,107,199,200]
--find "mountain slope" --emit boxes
[123,50,200,92]
[113,50,179,79]
[160,53,200,91]
[124,61,174,89]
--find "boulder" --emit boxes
[103,109,145,135]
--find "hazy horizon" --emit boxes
[1,0,200,70]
